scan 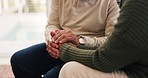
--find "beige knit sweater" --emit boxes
[45,0,120,46]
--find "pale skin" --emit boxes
[46,30,79,59]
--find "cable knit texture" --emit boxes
[60,0,148,78]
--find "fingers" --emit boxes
[59,36,78,45]
[50,31,56,37]
[55,34,67,43]
[52,30,65,43]
[52,30,79,44]
[46,29,78,59]
[53,33,63,43]
[46,41,60,59]
[49,41,59,49]
[48,30,57,42]
[46,47,59,59]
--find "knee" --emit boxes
[11,51,22,66]
[61,61,80,71]
[59,61,81,78]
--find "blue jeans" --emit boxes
[11,43,64,78]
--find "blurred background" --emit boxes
[0,0,51,77]
[0,0,50,65]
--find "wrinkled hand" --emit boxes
[46,31,60,59]
[52,30,79,45]
[46,30,78,58]
[46,40,61,59]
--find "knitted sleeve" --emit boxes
[60,33,144,72]
[78,0,120,47]
[59,0,148,72]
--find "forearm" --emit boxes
[59,32,144,72]
[59,43,96,68]
[45,0,60,42]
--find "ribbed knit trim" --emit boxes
[60,43,95,68]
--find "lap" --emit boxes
[12,43,62,65]
[59,61,128,78]
[11,43,64,74]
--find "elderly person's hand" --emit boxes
[52,30,79,45]
[46,30,78,59]
[46,31,60,59]
[46,40,60,59]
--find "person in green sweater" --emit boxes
[50,0,148,78]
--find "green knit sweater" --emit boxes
[59,0,148,78]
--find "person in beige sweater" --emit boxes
[52,0,148,78]
[10,0,120,78]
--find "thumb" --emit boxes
[50,31,56,37]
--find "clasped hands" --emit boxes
[46,30,79,59]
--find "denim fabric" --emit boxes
[11,43,64,78]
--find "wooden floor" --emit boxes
[0,65,14,78]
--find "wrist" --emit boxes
[78,35,86,45]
